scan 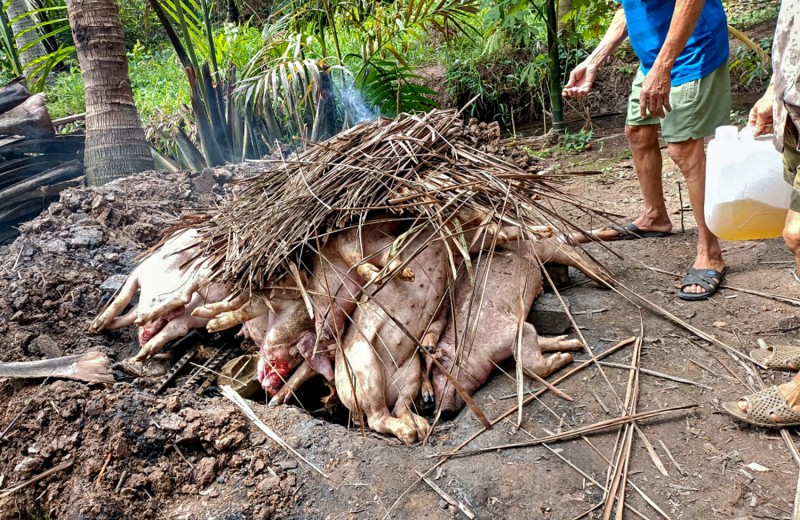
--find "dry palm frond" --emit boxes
[185,108,615,293]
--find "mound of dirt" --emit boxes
[0,166,304,519]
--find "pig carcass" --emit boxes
[334,225,457,445]
[193,223,415,398]
[430,239,610,412]
[89,229,232,359]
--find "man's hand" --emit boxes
[563,60,599,98]
[748,86,774,136]
[640,65,673,118]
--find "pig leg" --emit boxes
[419,351,438,405]
[418,306,449,405]
[391,354,431,441]
[530,240,612,287]
[134,272,200,326]
[206,297,271,332]
[269,361,316,407]
[106,304,139,330]
[336,339,420,445]
[335,232,415,283]
[90,272,140,331]
[192,293,249,319]
[519,324,574,378]
[135,317,193,360]
[537,335,584,352]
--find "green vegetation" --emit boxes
[1,0,783,165]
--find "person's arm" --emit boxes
[563,8,627,98]
[749,78,775,136]
[639,0,706,117]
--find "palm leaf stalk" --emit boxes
[147,0,263,168]
[0,3,23,77]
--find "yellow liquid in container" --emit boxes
[711,199,787,240]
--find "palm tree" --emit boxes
[5,0,49,80]
[65,0,153,185]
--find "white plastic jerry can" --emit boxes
[704,125,792,241]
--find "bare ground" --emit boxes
[1,105,799,520]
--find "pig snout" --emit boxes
[138,318,168,345]
[136,305,187,346]
[257,355,300,396]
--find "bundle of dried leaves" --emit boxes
[186,109,609,291]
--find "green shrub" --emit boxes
[46,62,85,119]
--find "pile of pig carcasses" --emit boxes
[90,109,614,444]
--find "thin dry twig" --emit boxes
[414,470,475,519]
[597,361,712,390]
[219,385,329,479]
[0,459,74,499]
[658,440,687,476]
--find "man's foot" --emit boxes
[678,266,727,300]
[679,248,726,297]
[570,215,672,244]
[750,344,800,371]
[723,380,800,427]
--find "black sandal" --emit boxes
[678,266,727,301]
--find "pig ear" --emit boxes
[296,333,334,381]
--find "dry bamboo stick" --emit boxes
[517,421,657,520]
[436,404,696,458]
[383,337,637,519]
[603,336,641,519]
[597,361,712,390]
[658,440,686,476]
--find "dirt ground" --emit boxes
[2,76,799,520]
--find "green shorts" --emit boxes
[783,122,800,213]
[626,61,731,143]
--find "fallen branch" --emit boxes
[0,351,113,384]
[435,404,696,458]
[219,385,329,479]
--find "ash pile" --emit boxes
[89,108,612,444]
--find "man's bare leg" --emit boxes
[590,124,673,241]
[784,208,800,275]
[667,138,726,295]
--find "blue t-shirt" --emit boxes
[620,0,729,86]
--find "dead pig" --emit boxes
[90,228,215,334]
[335,226,449,445]
[431,240,610,413]
[193,223,415,398]
[270,223,416,406]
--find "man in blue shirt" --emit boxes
[564,0,730,300]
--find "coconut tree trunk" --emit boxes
[65,0,153,185]
[6,0,49,79]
